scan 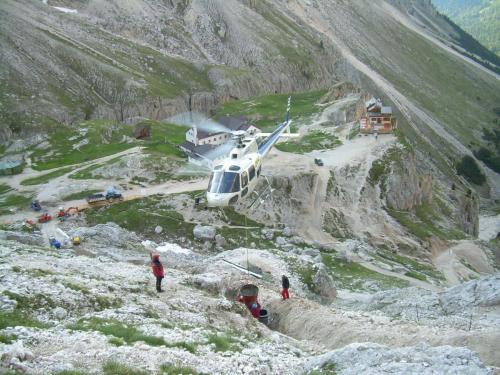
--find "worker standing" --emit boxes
[150,253,165,293]
[281,275,290,300]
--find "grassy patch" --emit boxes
[275,130,342,153]
[20,167,73,186]
[0,332,17,344]
[321,254,410,291]
[215,90,327,132]
[85,195,195,240]
[57,371,88,375]
[62,282,90,294]
[30,120,136,170]
[62,190,101,201]
[68,317,166,346]
[405,270,427,281]
[387,202,466,241]
[0,193,33,215]
[159,364,203,375]
[219,207,262,227]
[102,362,148,375]
[375,249,444,281]
[207,333,241,352]
[0,183,12,194]
[0,310,48,330]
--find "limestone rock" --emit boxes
[215,234,227,247]
[312,263,337,301]
[193,225,216,241]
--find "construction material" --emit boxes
[222,259,262,278]
[37,213,52,223]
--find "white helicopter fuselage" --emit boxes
[206,137,263,207]
[206,97,293,207]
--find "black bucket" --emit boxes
[258,309,269,325]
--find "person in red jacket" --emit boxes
[150,253,165,292]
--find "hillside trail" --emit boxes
[287,1,471,159]
[432,240,496,287]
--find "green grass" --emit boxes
[0,193,33,215]
[207,333,241,352]
[0,332,17,344]
[214,90,327,132]
[85,195,195,240]
[62,282,90,294]
[321,254,410,291]
[275,130,342,153]
[102,362,148,375]
[0,310,48,330]
[62,190,101,201]
[56,371,88,375]
[30,120,136,170]
[68,317,167,346]
[20,166,73,186]
[159,364,203,375]
[405,270,427,281]
[387,202,466,241]
[375,248,444,281]
[0,183,11,194]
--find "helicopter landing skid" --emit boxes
[247,176,274,209]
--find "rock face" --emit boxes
[305,342,492,375]
[385,151,432,211]
[455,191,479,237]
[193,225,216,241]
[440,274,500,314]
[312,264,337,301]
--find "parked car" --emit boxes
[314,158,324,166]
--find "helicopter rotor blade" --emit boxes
[164,112,232,134]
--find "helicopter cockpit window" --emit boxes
[241,171,248,188]
[208,171,240,193]
[248,165,256,180]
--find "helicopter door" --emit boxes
[241,171,249,197]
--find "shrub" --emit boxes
[456,155,486,185]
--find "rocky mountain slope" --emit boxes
[1,1,500,374]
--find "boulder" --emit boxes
[154,225,163,234]
[312,263,337,301]
[276,237,287,246]
[283,227,294,237]
[440,274,500,314]
[53,307,67,320]
[193,225,216,241]
[0,231,44,247]
[193,273,223,293]
[215,234,227,247]
[2,341,34,363]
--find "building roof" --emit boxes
[381,106,392,114]
[180,141,229,161]
[217,115,248,131]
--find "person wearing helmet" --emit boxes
[150,253,165,293]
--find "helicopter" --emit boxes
[206,97,297,207]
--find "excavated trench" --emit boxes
[261,296,500,368]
